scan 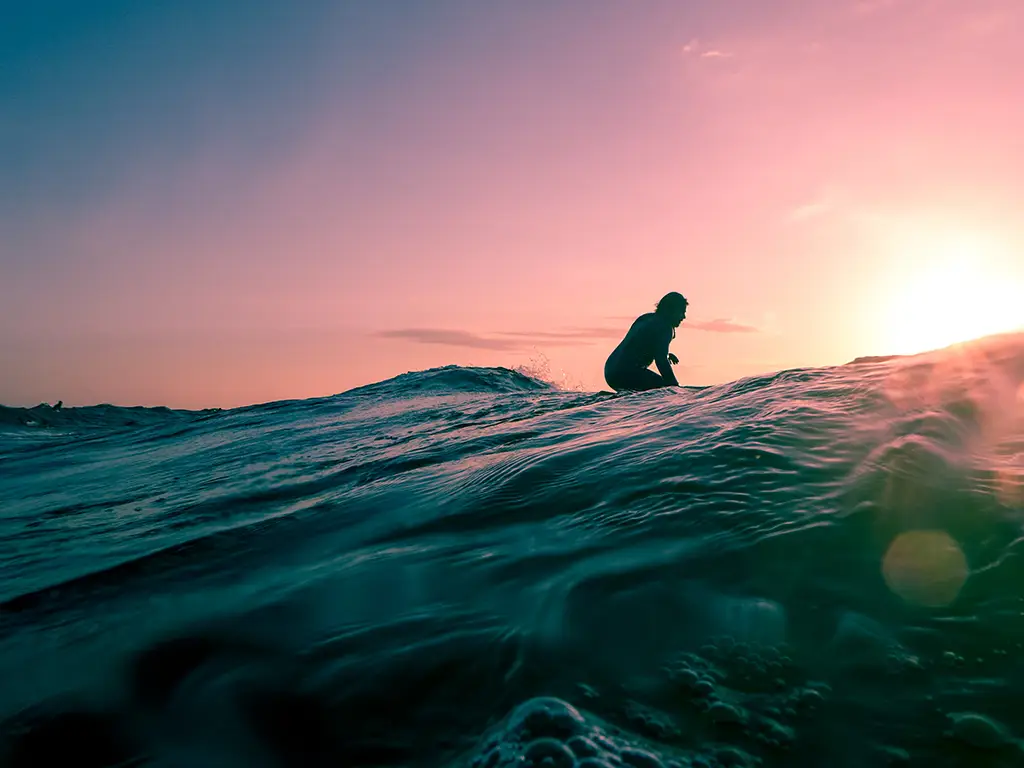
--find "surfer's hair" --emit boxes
[656,292,688,315]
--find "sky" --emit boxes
[3,0,1024,408]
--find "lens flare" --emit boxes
[882,530,968,608]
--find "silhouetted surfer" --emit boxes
[604,292,687,392]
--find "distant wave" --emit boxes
[337,364,556,399]
[0,366,550,432]
[0,402,218,430]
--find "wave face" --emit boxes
[2,338,1024,767]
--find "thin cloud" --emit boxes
[379,320,756,351]
[684,319,759,333]
[376,329,523,351]
[605,315,758,334]
[375,326,621,350]
[496,327,622,341]
[963,9,1014,37]
[789,199,832,222]
[788,186,844,223]
[851,0,900,15]
[682,39,735,60]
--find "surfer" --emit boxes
[604,292,687,392]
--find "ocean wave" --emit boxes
[2,333,1024,766]
[339,364,556,400]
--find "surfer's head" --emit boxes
[656,292,688,326]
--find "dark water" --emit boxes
[2,336,1024,767]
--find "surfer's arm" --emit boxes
[654,325,679,385]
[655,355,679,385]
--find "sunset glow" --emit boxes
[879,233,1024,355]
[3,1,1024,407]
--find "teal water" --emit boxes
[1,334,1023,767]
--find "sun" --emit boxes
[878,232,1024,356]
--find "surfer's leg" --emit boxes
[607,367,667,392]
[632,368,668,391]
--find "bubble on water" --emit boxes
[755,718,794,750]
[623,702,680,740]
[874,745,911,765]
[707,701,745,725]
[673,669,700,689]
[882,529,968,607]
[947,712,1012,750]
[712,745,757,767]
[620,746,665,768]
[665,655,722,706]
[590,732,620,754]
[523,737,576,768]
[694,679,716,697]
[507,698,587,742]
[567,735,601,758]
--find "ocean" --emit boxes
[2,334,1023,768]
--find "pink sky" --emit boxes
[3,0,1024,408]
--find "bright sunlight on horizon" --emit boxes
[872,225,1024,356]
